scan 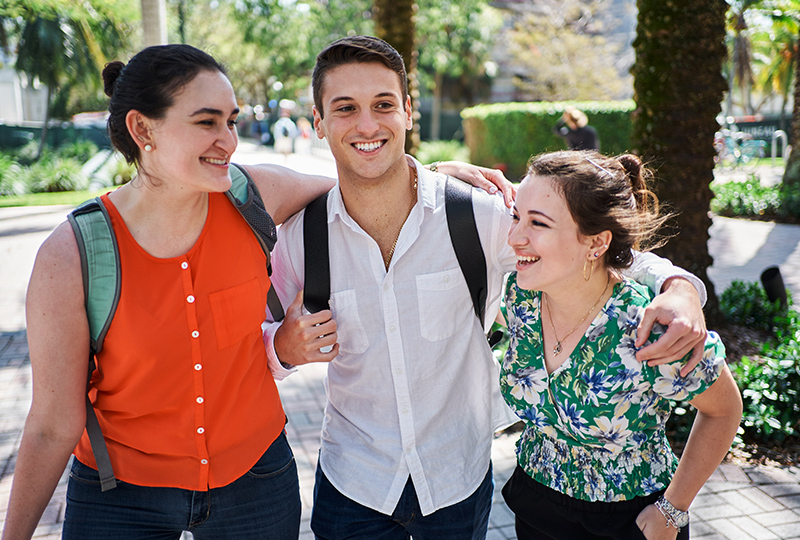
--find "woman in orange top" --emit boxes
[3,44,513,540]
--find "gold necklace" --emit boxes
[544,273,611,356]
[384,168,418,269]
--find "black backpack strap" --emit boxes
[67,198,120,491]
[227,163,284,321]
[302,192,331,314]
[444,175,488,325]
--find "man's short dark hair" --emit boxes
[312,35,408,118]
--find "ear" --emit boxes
[588,231,612,259]
[312,106,325,140]
[125,110,153,150]
[404,95,413,131]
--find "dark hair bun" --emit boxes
[617,154,643,184]
[102,61,125,97]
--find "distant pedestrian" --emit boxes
[554,107,600,151]
[273,100,298,159]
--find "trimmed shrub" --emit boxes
[461,100,635,180]
[416,140,470,164]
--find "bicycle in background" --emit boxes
[714,130,767,170]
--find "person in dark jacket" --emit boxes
[553,107,600,151]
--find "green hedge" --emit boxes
[461,100,636,180]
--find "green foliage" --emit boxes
[416,140,470,164]
[733,341,800,442]
[55,139,98,162]
[461,100,635,180]
[711,176,800,222]
[720,280,793,334]
[0,154,25,196]
[19,157,89,193]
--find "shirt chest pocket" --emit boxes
[415,268,473,342]
[208,277,266,350]
[329,289,369,354]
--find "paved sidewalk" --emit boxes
[1,143,800,539]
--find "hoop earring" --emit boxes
[583,259,594,281]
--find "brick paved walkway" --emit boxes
[1,145,799,539]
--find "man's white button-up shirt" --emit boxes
[265,157,705,516]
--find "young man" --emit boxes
[265,35,708,540]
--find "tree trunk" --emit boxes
[783,27,800,188]
[631,0,728,325]
[373,0,420,155]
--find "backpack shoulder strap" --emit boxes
[444,175,488,325]
[227,163,284,321]
[68,198,121,354]
[67,197,119,492]
[302,192,330,314]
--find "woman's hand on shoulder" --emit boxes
[635,504,680,540]
[429,161,516,208]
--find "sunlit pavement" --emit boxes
[1,143,799,539]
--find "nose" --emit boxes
[218,122,238,156]
[507,220,526,248]
[355,109,380,137]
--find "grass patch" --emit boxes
[0,188,114,208]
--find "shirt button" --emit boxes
[187,295,195,303]
[443,275,451,283]
[389,325,397,333]
[401,408,408,414]
[405,447,412,455]
[201,459,208,465]
[197,427,205,434]
[191,330,200,338]
[395,368,403,375]
[181,262,189,270]
[196,397,204,404]
[194,364,202,371]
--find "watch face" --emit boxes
[676,513,690,528]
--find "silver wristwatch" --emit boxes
[655,495,689,529]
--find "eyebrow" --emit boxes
[513,206,554,222]
[190,107,240,117]
[329,92,399,105]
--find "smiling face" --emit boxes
[312,61,413,184]
[508,175,598,292]
[137,69,239,193]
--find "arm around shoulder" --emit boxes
[2,222,91,540]
[241,164,335,225]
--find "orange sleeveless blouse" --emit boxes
[73,192,285,490]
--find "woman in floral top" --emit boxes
[501,150,742,540]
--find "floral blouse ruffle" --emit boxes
[500,274,725,502]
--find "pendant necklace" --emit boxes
[544,273,611,356]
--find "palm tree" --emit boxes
[373,0,420,153]
[15,10,107,160]
[631,0,728,323]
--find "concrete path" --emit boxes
[1,143,799,539]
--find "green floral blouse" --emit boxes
[500,274,725,503]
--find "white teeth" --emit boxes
[202,157,227,165]
[354,141,383,152]
[517,256,540,263]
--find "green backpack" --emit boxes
[67,163,284,491]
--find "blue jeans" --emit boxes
[63,431,300,540]
[310,461,493,540]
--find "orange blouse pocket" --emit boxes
[209,277,266,350]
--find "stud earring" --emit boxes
[594,252,600,258]
[144,144,153,152]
